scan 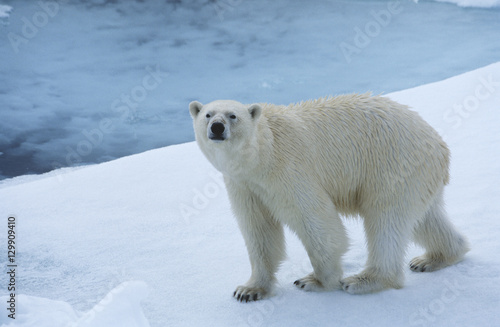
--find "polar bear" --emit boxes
[189,94,469,302]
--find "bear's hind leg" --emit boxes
[410,190,469,272]
[342,210,413,294]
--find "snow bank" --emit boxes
[433,0,500,8]
[72,281,150,327]
[0,294,78,327]
[0,62,499,326]
[0,282,149,327]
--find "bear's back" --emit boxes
[261,93,449,215]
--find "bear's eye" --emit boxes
[206,113,211,118]
[229,114,237,120]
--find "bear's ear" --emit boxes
[248,104,262,120]
[189,101,203,118]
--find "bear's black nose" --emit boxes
[211,122,225,135]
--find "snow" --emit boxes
[0,282,149,327]
[0,62,499,326]
[433,0,500,8]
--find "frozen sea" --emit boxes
[1,0,500,180]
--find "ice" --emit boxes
[0,282,149,327]
[72,281,150,327]
[433,0,500,8]
[0,4,12,18]
[0,294,78,327]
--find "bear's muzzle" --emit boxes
[209,122,226,142]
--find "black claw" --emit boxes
[237,293,241,301]
[301,284,305,289]
[421,267,426,272]
[294,280,299,285]
[244,294,250,302]
[345,285,349,291]
[253,293,258,301]
[233,291,237,297]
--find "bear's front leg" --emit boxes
[226,180,286,302]
[291,199,348,292]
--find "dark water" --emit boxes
[1,0,499,180]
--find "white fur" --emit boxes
[189,94,469,301]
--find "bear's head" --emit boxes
[189,100,263,175]
[189,100,262,145]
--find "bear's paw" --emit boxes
[233,285,268,302]
[294,273,325,292]
[341,274,391,294]
[409,255,449,272]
